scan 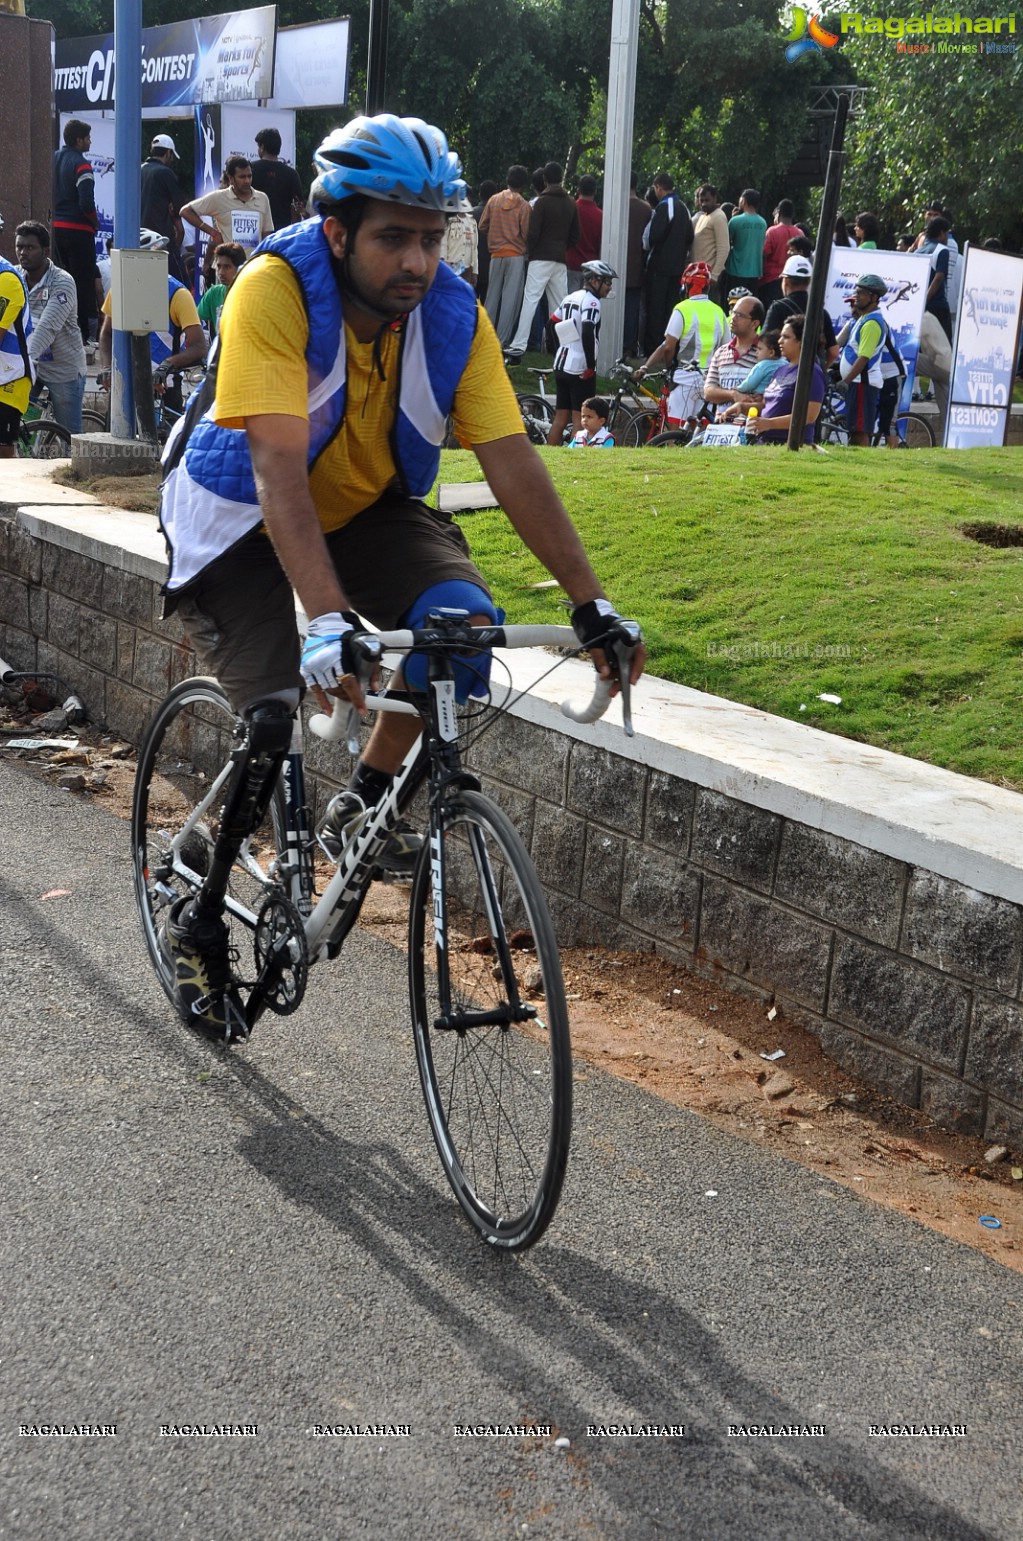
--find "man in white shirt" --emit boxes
[181,157,274,259]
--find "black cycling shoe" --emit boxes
[320,792,422,875]
[160,897,249,1043]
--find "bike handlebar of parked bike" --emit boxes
[307,621,642,748]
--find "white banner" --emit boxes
[220,104,295,166]
[266,20,350,109]
[824,247,930,423]
[945,245,1023,449]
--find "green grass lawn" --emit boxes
[441,444,1023,790]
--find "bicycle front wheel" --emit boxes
[409,791,572,1249]
[20,419,72,458]
[647,429,695,448]
[516,393,554,445]
[131,678,287,1008]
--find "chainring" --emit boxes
[253,892,309,1016]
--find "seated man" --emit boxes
[157,114,644,1041]
[97,232,207,413]
[701,294,763,416]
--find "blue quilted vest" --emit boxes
[0,258,33,384]
[179,218,478,508]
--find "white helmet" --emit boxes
[139,228,169,250]
[582,259,617,283]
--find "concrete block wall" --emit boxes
[3,496,1023,1146]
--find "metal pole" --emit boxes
[597,0,640,373]
[365,0,390,115]
[111,0,142,439]
[786,92,849,451]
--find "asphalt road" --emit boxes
[1,757,1021,1541]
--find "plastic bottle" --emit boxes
[741,406,759,445]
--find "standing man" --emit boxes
[52,119,98,346]
[642,174,694,356]
[723,189,767,299]
[14,222,87,435]
[838,273,887,446]
[636,261,726,425]
[0,216,33,460]
[918,215,953,342]
[504,162,580,364]
[180,157,274,260]
[565,174,603,292]
[479,166,531,346]
[623,171,652,357]
[760,198,803,305]
[701,294,765,413]
[692,185,730,307]
[548,259,616,446]
[140,134,187,283]
[764,255,839,365]
[250,128,306,231]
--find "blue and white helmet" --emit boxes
[311,114,469,215]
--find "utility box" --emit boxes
[110,248,168,334]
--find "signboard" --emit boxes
[267,20,350,109]
[944,245,1023,449]
[700,422,745,446]
[54,6,277,112]
[824,248,930,427]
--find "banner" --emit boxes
[944,245,1023,449]
[824,247,930,424]
[54,6,277,112]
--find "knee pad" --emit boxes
[399,581,504,702]
[244,698,295,759]
[217,699,294,844]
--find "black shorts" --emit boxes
[554,370,590,413]
[172,491,490,711]
[0,402,23,445]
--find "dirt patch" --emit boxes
[5,700,1022,1274]
[53,463,161,513]
[960,520,1023,548]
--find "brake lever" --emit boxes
[611,622,641,738]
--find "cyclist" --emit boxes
[547,258,616,447]
[97,230,207,413]
[156,114,645,1042]
[634,261,726,426]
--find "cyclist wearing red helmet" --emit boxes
[635,261,727,425]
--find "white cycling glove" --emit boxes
[300,610,363,692]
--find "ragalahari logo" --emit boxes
[785,8,842,58]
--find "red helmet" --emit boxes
[681,261,712,294]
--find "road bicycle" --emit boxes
[816,383,935,448]
[16,417,72,459]
[603,360,672,446]
[515,367,571,445]
[25,387,107,438]
[131,612,639,1250]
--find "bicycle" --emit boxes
[816,381,935,448]
[131,612,640,1250]
[603,360,670,446]
[25,385,107,437]
[515,367,569,445]
[16,417,72,458]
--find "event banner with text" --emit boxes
[944,246,1023,449]
[54,6,277,112]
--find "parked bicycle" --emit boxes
[16,417,71,459]
[132,612,640,1250]
[816,382,935,448]
[515,367,571,445]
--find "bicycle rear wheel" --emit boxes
[409,790,572,1249]
[516,393,554,445]
[81,407,108,433]
[902,412,936,448]
[619,406,659,446]
[131,678,287,1008]
[19,419,72,458]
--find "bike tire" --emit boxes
[131,677,287,1009]
[19,419,72,459]
[902,412,935,448]
[516,393,554,445]
[408,790,572,1250]
[619,406,659,447]
[81,407,108,433]
[646,429,695,448]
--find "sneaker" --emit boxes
[159,897,248,1043]
[503,351,523,366]
[320,791,422,875]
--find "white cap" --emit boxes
[151,134,178,157]
[782,255,813,279]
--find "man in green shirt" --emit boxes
[197,243,245,340]
[724,189,767,294]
